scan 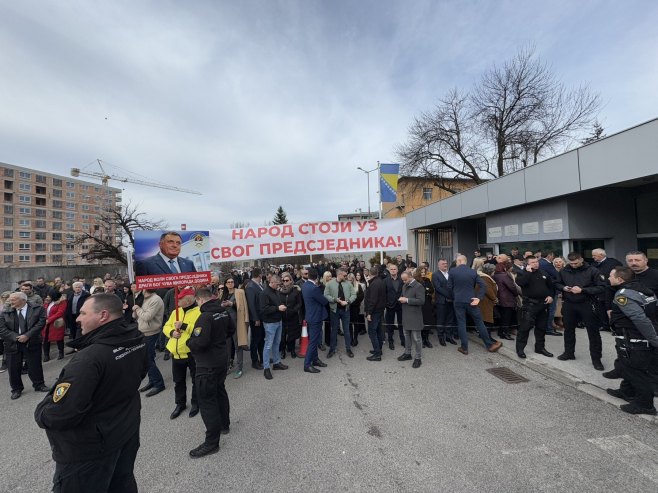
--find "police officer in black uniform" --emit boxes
[186,288,232,458]
[606,266,658,415]
[514,256,555,359]
[555,252,606,370]
[34,293,148,492]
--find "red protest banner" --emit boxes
[135,271,211,290]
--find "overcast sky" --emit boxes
[1,1,657,229]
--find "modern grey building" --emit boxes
[405,117,658,267]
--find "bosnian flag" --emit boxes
[379,163,399,203]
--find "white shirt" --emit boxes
[159,252,180,273]
[441,270,449,280]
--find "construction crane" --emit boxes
[71,159,202,195]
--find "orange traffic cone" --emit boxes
[298,321,309,357]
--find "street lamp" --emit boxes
[357,165,378,215]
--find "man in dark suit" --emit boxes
[384,264,405,350]
[448,255,503,355]
[135,231,197,276]
[432,258,457,345]
[0,292,50,399]
[245,268,265,370]
[65,282,91,341]
[301,268,329,373]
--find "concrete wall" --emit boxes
[0,264,127,292]
[485,199,570,244]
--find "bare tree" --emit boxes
[69,201,167,264]
[398,47,600,192]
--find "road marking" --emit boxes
[588,435,658,483]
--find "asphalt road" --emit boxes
[2,337,658,492]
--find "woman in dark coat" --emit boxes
[416,268,435,348]
[493,262,518,340]
[279,272,302,358]
[347,273,365,346]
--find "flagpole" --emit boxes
[377,161,383,265]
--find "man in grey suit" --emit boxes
[135,232,197,276]
[397,271,426,368]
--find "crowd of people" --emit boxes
[1,247,657,489]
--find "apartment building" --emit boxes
[1,161,122,267]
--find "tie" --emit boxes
[168,259,178,273]
[18,309,26,335]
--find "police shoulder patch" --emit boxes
[53,383,70,403]
[615,295,628,306]
[193,327,202,337]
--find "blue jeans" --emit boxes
[453,302,494,350]
[262,322,282,370]
[367,312,384,355]
[546,296,558,332]
[304,321,323,369]
[145,333,164,389]
[330,309,352,351]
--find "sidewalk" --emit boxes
[470,327,658,426]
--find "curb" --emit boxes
[467,333,658,426]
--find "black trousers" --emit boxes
[196,366,230,447]
[436,303,456,338]
[562,301,603,359]
[617,349,658,409]
[249,321,264,364]
[6,343,44,392]
[171,356,197,406]
[385,306,405,345]
[516,301,548,352]
[498,306,516,337]
[53,429,140,493]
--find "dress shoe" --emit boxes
[21,367,28,375]
[412,359,422,369]
[281,350,286,360]
[139,383,154,393]
[352,339,359,347]
[43,354,50,363]
[602,368,621,379]
[189,405,199,418]
[369,350,377,354]
[620,403,657,416]
[233,369,243,379]
[313,359,327,368]
[502,334,515,341]
[535,348,554,357]
[220,427,230,435]
[264,368,273,380]
[163,352,170,361]
[57,351,64,360]
[592,359,604,371]
[273,363,288,370]
[388,341,395,350]
[423,340,433,348]
[318,343,326,351]
[0,362,7,373]
[517,351,527,359]
[10,390,22,400]
[438,336,447,346]
[290,350,297,358]
[488,341,502,353]
[170,404,187,419]
[446,337,457,345]
[546,331,563,337]
[145,386,165,397]
[66,348,77,355]
[397,353,412,361]
[606,388,633,402]
[304,366,320,373]
[35,384,50,392]
[346,350,354,358]
[252,362,264,370]
[557,353,575,361]
[189,443,219,458]
[366,354,382,361]
[326,350,335,359]
[457,347,469,355]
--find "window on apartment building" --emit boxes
[4,192,12,202]
[66,223,75,230]
[53,178,62,187]
[35,186,46,194]
[82,204,90,210]
[4,255,13,263]
[52,200,62,209]
[52,189,62,198]
[4,180,12,189]
[52,222,62,230]
[52,210,62,219]
[19,255,31,262]
[66,233,75,241]
[4,218,12,226]
[4,168,14,177]
[66,212,75,219]
[66,244,75,251]
[19,219,30,227]
[52,243,62,251]
[35,243,46,251]
[19,231,30,238]
[19,195,30,204]
[67,191,75,198]
[35,197,46,206]
[36,175,47,184]
[19,183,30,192]
[4,243,13,251]
[66,181,75,189]
[19,243,30,251]
[19,171,31,179]
[52,232,62,240]
[4,230,13,239]
[35,209,46,217]
[19,207,30,214]
[35,232,46,240]
[422,188,433,200]
[4,205,12,214]
[35,220,46,228]
[66,202,75,209]
[52,254,62,263]
[35,255,46,263]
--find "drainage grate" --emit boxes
[486,367,529,384]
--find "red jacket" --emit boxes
[42,299,68,342]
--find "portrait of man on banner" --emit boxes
[135,230,209,276]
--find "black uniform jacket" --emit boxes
[555,263,604,303]
[34,318,147,464]
[610,281,658,347]
[187,299,229,369]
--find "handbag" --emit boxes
[53,318,65,329]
